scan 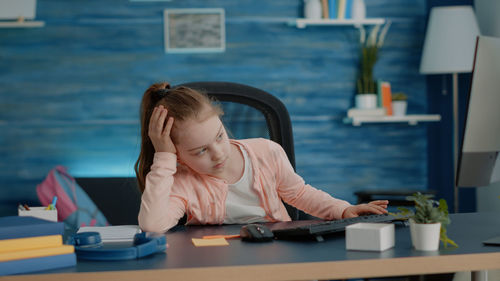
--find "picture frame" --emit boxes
[164,8,225,53]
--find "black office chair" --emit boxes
[75,177,141,225]
[77,81,300,225]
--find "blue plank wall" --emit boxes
[0,0,433,217]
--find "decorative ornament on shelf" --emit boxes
[355,21,391,109]
[391,192,458,251]
[303,0,322,19]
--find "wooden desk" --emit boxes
[4,213,500,281]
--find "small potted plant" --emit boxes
[391,92,408,116]
[391,192,457,251]
[355,21,391,109]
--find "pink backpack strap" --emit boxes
[36,166,78,221]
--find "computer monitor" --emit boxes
[456,35,500,188]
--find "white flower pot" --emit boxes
[355,94,377,109]
[392,101,407,116]
[351,0,366,20]
[409,219,441,251]
[303,0,322,19]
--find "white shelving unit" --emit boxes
[289,18,435,127]
[343,114,441,126]
[0,20,45,28]
[288,18,385,28]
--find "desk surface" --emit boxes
[4,212,500,281]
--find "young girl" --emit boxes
[136,82,388,233]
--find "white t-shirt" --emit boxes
[224,145,267,224]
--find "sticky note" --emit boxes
[192,238,229,247]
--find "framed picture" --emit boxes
[164,8,225,53]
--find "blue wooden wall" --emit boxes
[0,0,434,217]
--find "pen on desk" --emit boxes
[23,204,30,211]
[51,196,58,210]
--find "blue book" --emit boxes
[328,0,337,19]
[345,0,353,19]
[0,253,76,276]
[0,216,64,240]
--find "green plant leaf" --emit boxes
[440,227,458,248]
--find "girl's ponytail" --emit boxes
[135,82,171,193]
[134,82,223,193]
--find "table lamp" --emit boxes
[419,5,480,212]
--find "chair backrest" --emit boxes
[178,82,298,220]
[75,177,141,225]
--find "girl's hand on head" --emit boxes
[148,105,176,154]
[341,200,389,219]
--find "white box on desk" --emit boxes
[346,223,395,251]
[18,206,58,222]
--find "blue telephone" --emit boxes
[69,231,166,261]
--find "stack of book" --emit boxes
[377,80,393,116]
[321,0,354,19]
[0,216,76,276]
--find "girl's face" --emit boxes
[174,112,231,178]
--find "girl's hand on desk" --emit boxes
[342,200,389,219]
[149,105,177,154]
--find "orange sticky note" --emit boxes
[192,238,229,247]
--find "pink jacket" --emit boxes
[138,138,351,233]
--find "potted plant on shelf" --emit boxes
[355,21,391,109]
[392,192,458,251]
[391,92,408,116]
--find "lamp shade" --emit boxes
[420,6,480,74]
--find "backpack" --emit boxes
[36,166,109,231]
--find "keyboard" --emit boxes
[271,213,404,241]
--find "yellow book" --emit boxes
[337,0,346,19]
[0,235,62,253]
[0,245,74,262]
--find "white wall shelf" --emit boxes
[289,18,385,29]
[343,114,441,126]
[0,20,44,28]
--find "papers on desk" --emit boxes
[77,225,141,243]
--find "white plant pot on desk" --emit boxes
[355,94,377,109]
[409,219,441,251]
